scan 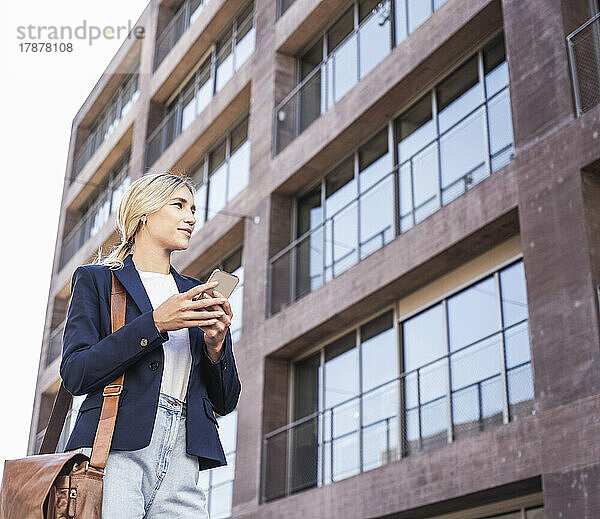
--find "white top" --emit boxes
[137,269,192,403]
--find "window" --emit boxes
[263,258,533,500]
[190,116,250,232]
[198,247,244,343]
[269,35,514,315]
[146,4,255,168]
[60,153,131,269]
[396,34,513,230]
[154,0,210,70]
[198,410,238,518]
[288,313,395,492]
[274,0,450,153]
[71,66,139,180]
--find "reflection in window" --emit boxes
[198,410,238,519]
[189,116,250,234]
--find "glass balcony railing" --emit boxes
[261,319,534,502]
[567,12,600,116]
[45,320,66,368]
[269,79,514,316]
[146,6,255,169]
[274,3,393,154]
[274,0,451,154]
[60,163,131,270]
[70,73,138,182]
[154,0,210,71]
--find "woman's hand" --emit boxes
[197,288,233,362]
[152,281,228,333]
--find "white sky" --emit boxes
[0,0,150,484]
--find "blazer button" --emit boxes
[140,338,148,347]
[149,361,160,371]
[223,361,227,370]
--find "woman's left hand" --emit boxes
[198,289,233,360]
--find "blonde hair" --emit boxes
[93,172,196,270]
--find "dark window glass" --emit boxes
[327,6,354,52]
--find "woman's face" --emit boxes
[142,184,196,252]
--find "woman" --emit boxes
[61,172,241,518]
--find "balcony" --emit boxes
[567,12,600,116]
[45,320,66,369]
[154,0,210,71]
[60,160,130,270]
[146,4,255,169]
[269,65,514,316]
[274,0,450,154]
[70,72,138,182]
[261,318,534,502]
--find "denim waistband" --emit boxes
[158,392,187,417]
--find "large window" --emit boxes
[397,34,513,230]
[274,0,449,153]
[188,116,250,231]
[269,34,513,316]
[60,153,131,270]
[154,0,211,70]
[198,247,244,343]
[263,258,533,500]
[198,410,238,519]
[71,66,139,180]
[146,4,255,168]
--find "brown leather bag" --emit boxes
[0,271,128,518]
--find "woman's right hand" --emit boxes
[152,281,228,333]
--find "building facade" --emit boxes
[29,0,600,517]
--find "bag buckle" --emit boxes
[103,384,123,396]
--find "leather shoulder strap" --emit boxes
[40,269,127,465]
[89,271,126,470]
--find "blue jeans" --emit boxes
[67,392,209,518]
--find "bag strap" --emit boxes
[89,271,126,470]
[40,271,127,470]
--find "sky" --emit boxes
[0,0,150,484]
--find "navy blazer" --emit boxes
[60,253,241,471]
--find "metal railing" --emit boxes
[154,0,209,71]
[45,320,66,368]
[268,83,514,316]
[70,75,138,182]
[567,12,600,116]
[274,3,392,154]
[146,10,254,169]
[261,319,534,502]
[60,165,130,270]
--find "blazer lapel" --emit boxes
[113,253,196,312]
[114,253,203,362]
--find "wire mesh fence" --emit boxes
[568,13,600,115]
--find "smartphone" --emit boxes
[193,268,239,301]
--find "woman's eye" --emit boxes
[174,202,183,207]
